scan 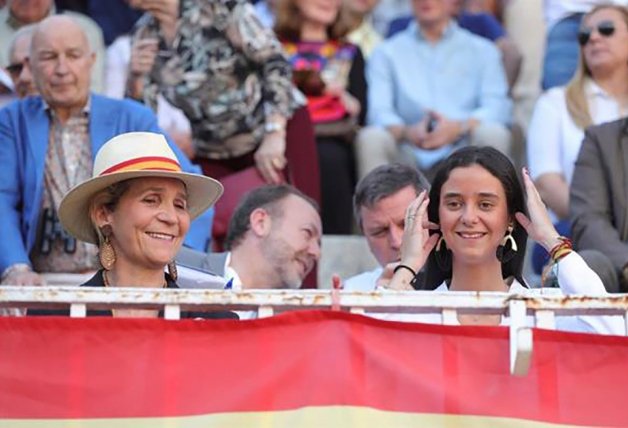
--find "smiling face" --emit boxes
[104,177,190,272]
[581,7,628,75]
[360,185,418,266]
[29,16,94,115]
[296,0,342,28]
[262,195,322,289]
[438,165,510,266]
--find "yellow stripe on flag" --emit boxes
[0,406,579,428]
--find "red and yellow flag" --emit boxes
[1,310,627,426]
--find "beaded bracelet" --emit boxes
[549,236,573,263]
[393,264,417,278]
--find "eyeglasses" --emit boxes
[578,20,616,46]
[6,62,24,79]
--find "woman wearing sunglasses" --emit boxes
[526,4,628,289]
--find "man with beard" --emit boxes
[177,184,322,290]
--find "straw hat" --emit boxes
[59,132,223,244]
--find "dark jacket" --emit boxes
[29,270,239,319]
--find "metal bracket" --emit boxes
[509,300,533,376]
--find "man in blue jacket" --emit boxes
[0,15,213,287]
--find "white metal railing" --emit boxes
[1,286,628,376]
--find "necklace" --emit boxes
[102,270,167,288]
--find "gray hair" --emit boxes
[353,163,430,229]
[8,24,36,61]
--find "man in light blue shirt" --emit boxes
[356,0,512,181]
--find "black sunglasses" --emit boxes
[578,20,616,46]
[6,62,24,78]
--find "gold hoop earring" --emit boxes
[167,261,178,281]
[99,234,116,271]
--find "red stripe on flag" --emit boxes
[0,311,627,425]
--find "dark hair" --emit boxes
[89,180,133,244]
[274,0,352,42]
[422,146,528,290]
[224,184,319,250]
[353,163,430,228]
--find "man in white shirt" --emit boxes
[344,164,429,291]
[177,184,322,291]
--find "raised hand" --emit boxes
[514,167,562,252]
[399,190,440,271]
[254,131,287,184]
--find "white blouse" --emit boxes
[527,79,626,187]
[374,252,625,335]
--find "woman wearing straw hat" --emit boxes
[39,131,235,318]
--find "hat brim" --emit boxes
[58,170,223,244]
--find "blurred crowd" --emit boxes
[0,0,627,304]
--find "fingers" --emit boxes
[522,167,542,202]
[331,274,342,290]
[423,220,440,230]
[255,159,282,184]
[375,262,396,289]
[405,190,430,233]
[405,190,427,223]
[424,233,440,253]
[514,211,531,231]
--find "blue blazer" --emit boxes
[0,94,213,273]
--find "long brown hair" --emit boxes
[273,0,352,42]
[565,4,628,129]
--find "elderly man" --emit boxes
[178,184,322,290]
[344,163,430,290]
[5,25,37,98]
[0,15,212,288]
[357,0,512,181]
[0,0,106,93]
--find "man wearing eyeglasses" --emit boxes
[6,25,37,99]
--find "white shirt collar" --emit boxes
[223,252,243,291]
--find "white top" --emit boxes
[527,80,626,188]
[370,252,625,335]
[544,0,628,32]
[344,267,382,292]
[105,35,191,135]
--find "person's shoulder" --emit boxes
[453,24,498,53]
[378,24,417,52]
[535,86,568,108]
[0,96,44,121]
[459,11,505,41]
[79,271,105,288]
[92,94,155,115]
[587,117,627,139]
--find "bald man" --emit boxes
[0,16,213,289]
[0,0,106,92]
[6,25,37,98]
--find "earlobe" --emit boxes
[90,203,112,229]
